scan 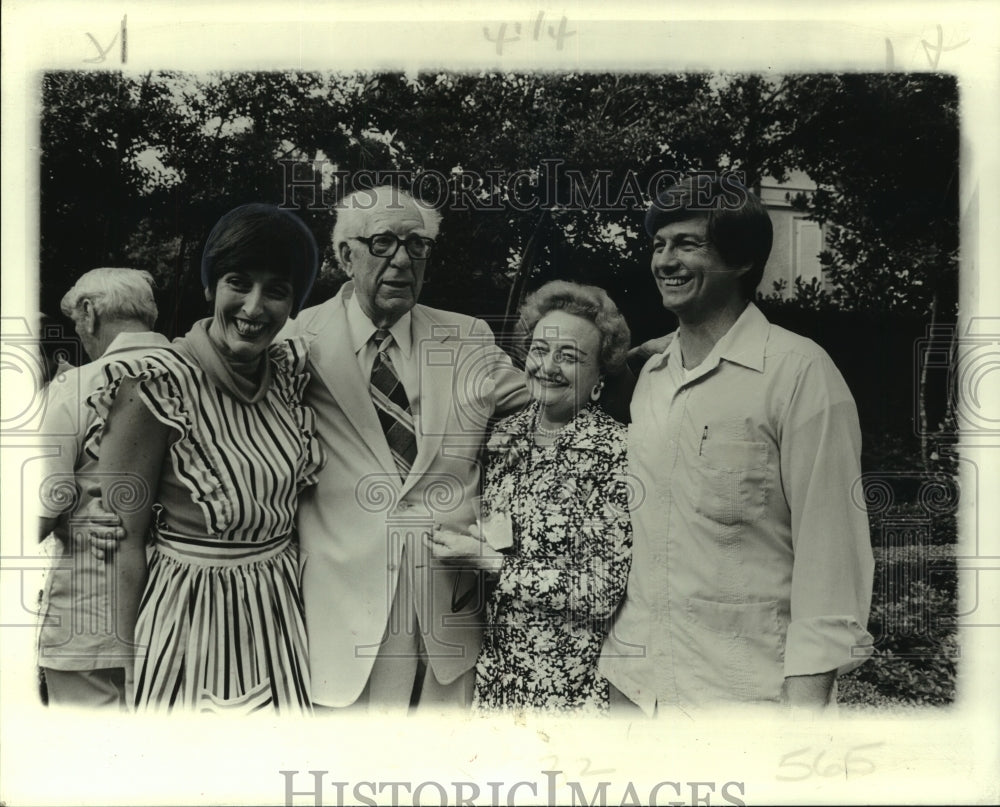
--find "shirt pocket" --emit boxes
[693,439,769,526]
[682,597,786,702]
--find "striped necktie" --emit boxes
[369,329,417,479]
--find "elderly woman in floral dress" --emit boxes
[428,280,633,713]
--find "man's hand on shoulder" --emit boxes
[627,332,675,374]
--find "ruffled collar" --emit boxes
[174,318,273,404]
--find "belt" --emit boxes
[151,506,293,567]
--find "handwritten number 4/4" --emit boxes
[776,743,882,781]
[483,14,576,56]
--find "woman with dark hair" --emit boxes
[428,280,634,714]
[87,204,321,714]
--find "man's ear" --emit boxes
[337,241,353,277]
[79,299,97,335]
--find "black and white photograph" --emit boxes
[1,2,997,805]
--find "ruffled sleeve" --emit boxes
[82,347,239,531]
[83,347,195,461]
[267,336,324,491]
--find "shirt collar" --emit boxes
[346,292,413,359]
[648,302,768,375]
[714,302,768,372]
[103,330,169,356]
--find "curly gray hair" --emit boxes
[520,280,631,376]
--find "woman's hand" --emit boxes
[424,524,504,573]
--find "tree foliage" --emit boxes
[781,74,959,316]
[40,70,957,338]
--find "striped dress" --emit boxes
[85,336,321,715]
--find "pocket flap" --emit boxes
[684,597,779,637]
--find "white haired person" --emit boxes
[86,204,321,714]
[284,185,530,713]
[38,267,168,709]
[428,281,634,714]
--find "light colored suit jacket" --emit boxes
[287,284,528,706]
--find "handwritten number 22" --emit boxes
[540,755,615,777]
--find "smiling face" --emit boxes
[525,310,603,424]
[651,216,748,325]
[340,194,431,328]
[206,268,294,366]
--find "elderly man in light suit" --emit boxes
[288,185,528,712]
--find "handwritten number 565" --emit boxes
[777,743,882,781]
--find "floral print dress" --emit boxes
[473,401,633,713]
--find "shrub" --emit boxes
[839,580,957,707]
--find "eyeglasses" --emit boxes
[352,232,434,260]
[526,344,590,366]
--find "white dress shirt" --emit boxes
[601,303,875,713]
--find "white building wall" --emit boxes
[755,173,827,299]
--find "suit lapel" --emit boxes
[305,287,399,479]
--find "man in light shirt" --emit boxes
[601,174,874,713]
[38,267,168,708]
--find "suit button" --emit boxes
[398,501,411,511]
[388,562,398,571]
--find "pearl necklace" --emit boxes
[535,415,569,438]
